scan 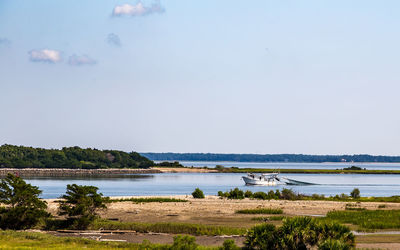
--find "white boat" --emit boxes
[242,173,315,186]
[242,173,280,186]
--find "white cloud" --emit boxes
[112,1,164,17]
[29,49,62,63]
[68,55,97,66]
[107,33,121,47]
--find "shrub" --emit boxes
[227,188,244,199]
[0,174,49,229]
[244,223,279,249]
[244,217,354,250]
[252,191,268,200]
[280,188,298,200]
[244,190,253,198]
[192,188,205,199]
[318,239,351,250]
[170,235,198,250]
[219,239,240,250]
[58,184,109,229]
[350,188,360,199]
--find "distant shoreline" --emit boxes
[2,167,400,177]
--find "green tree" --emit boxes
[0,173,48,229]
[58,184,109,229]
[350,188,360,199]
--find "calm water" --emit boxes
[177,161,400,170]
[26,173,400,199]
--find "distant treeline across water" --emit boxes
[141,153,400,163]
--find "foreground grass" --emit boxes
[91,220,247,236]
[110,197,188,203]
[0,231,226,249]
[0,230,161,249]
[322,209,400,231]
[236,208,283,215]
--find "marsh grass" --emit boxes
[110,197,187,203]
[322,209,400,230]
[0,230,223,249]
[0,230,151,249]
[91,220,247,236]
[236,208,283,215]
[251,216,286,221]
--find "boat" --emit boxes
[242,173,316,186]
[242,173,280,186]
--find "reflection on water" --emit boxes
[25,173,400,199]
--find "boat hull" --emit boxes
[242,176,277,186]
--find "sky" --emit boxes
[1,0,400,155]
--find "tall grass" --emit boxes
[91,220,247,236]
[110,197,187,203]
[0,230,223,249]
[323,210,400,230]
[236,208,283,215]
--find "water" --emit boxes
[176,161,400,170]
[25,173,400,199]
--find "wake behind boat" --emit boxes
[242,173,316,186]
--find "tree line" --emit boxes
[0,144,154,169]
[142,152,400,163]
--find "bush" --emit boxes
[192,188,205,199]
[280,188,298,200]
[227,188,244,199]
[219,239,240,250]
[244,217,354,250]
[170,235,198,250]
[58,184,109,229]
[0,174,49,229]
[350,188,360,199]
[244,190,253,198]
[252,192,268,200]
[244,223,279,249]
[318,239,351,250]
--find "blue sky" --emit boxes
[1,0,400,155]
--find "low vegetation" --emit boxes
[192,188,205,199]
[218,187,400,203]
[323,209,400,231]
[0,230,239,249]
[91,220,247,236]
[245,217,354,249]
[236,208,283,215]
[110,197,188,203]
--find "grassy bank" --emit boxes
[110,197,188,203]
[0,230,156,249]
[91,220,247,236]
[0,231,226,250]
[321,209,400,231]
